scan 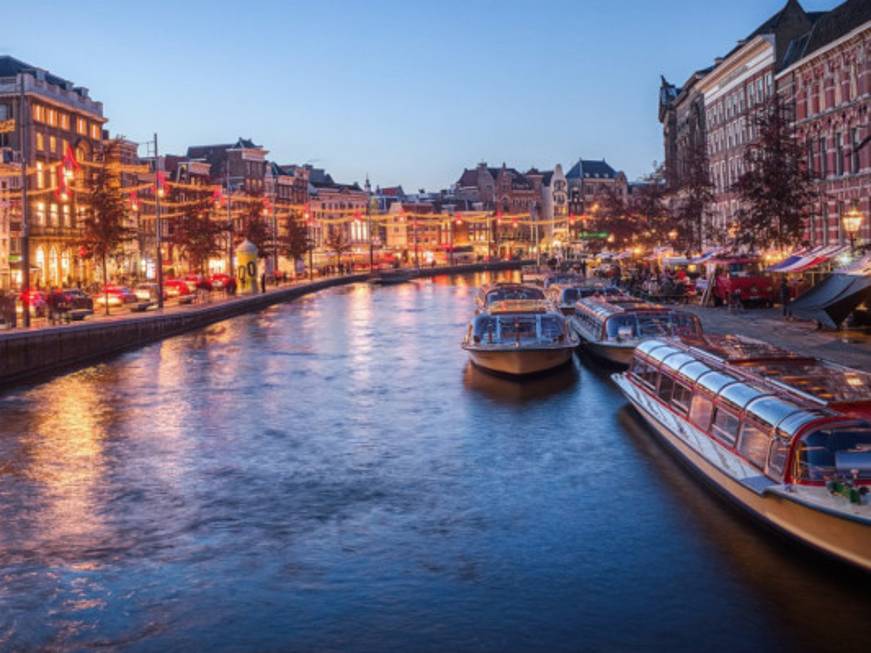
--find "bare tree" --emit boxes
[673,138,714,253]
[79,138,135,314]
[324,228,352,269]
[733,92,817,251]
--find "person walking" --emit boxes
[780,276,791,318]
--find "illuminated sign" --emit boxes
[0,118,15,133]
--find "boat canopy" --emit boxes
[470,311,568,343]
[482,285,546,306]
[720,382,768,411]
[488,299,551,315]
[745,395,804,430]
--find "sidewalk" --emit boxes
[683,304,871,372]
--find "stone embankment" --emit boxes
[0,261,523,388]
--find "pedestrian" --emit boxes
[260,272,266,294]
[780,276,791,317]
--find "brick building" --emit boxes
[0,56,107,288]
[565,158,628,216]
[777,0,870,246]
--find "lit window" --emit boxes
[60,113,69,130]
[77,118,87,135]
[35,132,44,151]
[91,124,101,140]
[35,161,44,189]
[50,203,59,226]
[49,135,57,153]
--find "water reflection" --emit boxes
[463,360,579,404]
[0,271,868,652]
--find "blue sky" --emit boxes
[4,0,834,190]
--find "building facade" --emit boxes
[777,0,870,246]
[0,56,107,289]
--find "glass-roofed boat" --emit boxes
[569,297,702,366]
[546,283,623,315]
[612,334,871,571]
[462,299,579,376]
[475,282,547,313]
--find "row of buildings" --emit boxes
[659,0,870,249]
[0,51,633,289]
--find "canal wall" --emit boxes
[0,261,525,388]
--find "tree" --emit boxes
[324,228,352,268]
[594,164,671,251]
[733,92,817,251]
[279,212,313,275]
[79,139,135,314]
[241,198,270,256]
[673,138,714,253]
[171,195,224,273]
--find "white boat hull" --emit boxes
[465,346,575,376]
[570,321,636,366]
[613,373,871,571]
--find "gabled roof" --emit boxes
[380,185,404,197]
[781,0,871,70]
[185,138,263,162]
[566,159,619,180]
[457,169,479,187]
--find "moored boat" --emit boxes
[475,282,547,313]
[369,269,414,285]
[547,283,622,315]
[612,335,871,570]
[462,299,579,376]
[569,297,702,366]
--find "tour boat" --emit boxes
[462,299,579,376]
[612,335,870,571]
[569,297,702,366]
[369,269,414,285]
[547,283,622,315]
[475,282,547,313]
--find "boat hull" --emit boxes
[570,321,635,366]
[613,373,871,571]
[465,346,575,376]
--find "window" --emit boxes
[50,203,59,226]
[59,112,69,131]
[690,395,713,430]
[631,359,658,389]
[738,421,771,469]
[768,435,791,476]
[671,383,693,414]
[91,124,101,140]
[35,161,44,189]
[819,137,827,177]
[46,108,56,127]
[657,374,675,403]
[711,408,740,445]
[852,128,861,174]
[794,427,871,482]
[77,117,87,135]
[62,204,70,227]
[49,135,56,154]
[806,138,815,177]
[34,202,46,225]
[35,132,44,151]
[835,132,843,176]
[31,104,45,123]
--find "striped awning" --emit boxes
[689,248,724,264]
[770,244,848,273]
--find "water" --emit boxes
[0,272,868,652]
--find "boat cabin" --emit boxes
[574,298,702,342]
[476,283,546,311]
[629,337,871,486]
[467,300,570,345]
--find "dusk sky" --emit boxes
[5,0,834,190]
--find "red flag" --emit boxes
[54,166,69,201]
[63,143,80,171]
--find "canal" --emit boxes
[0,272,868,652]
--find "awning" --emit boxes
[774,244,848,273]
[690,248,724,264]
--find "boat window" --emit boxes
[606,315,637,339]
[670,313,703,336]
[562,288,579,304]
[767,435,791,477]
[632,359,659,389]
[671,383,693,414]
[711,408,740,445]
[793,426,871,482]
[658,374,675,403]
[738,420,771,469]
[473,316,498,341]
[540,316,564,340]
[499,316,537,341]
[690,395,714,430]
[636,313,673,337]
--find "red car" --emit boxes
[164,278,192,297]
[209,273,233,289]
[711,257,775,307]
[183,274,213,292]
[93,285,138,307]
[18,290,47,316]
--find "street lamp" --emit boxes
[842,205,863,256]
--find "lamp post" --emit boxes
[842,205,863,256]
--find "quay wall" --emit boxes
[0,261,524,388]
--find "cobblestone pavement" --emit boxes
[683,304,871,372]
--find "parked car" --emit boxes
[209,273,233,290]
[711,257,775,307]
[134,282,164,302]
[184,274,212,292]
[17,290,47,317]
[61,288,94,312]
[93,285,138,307]
[164,278,191,297]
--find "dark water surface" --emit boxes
[1,272,869,652]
